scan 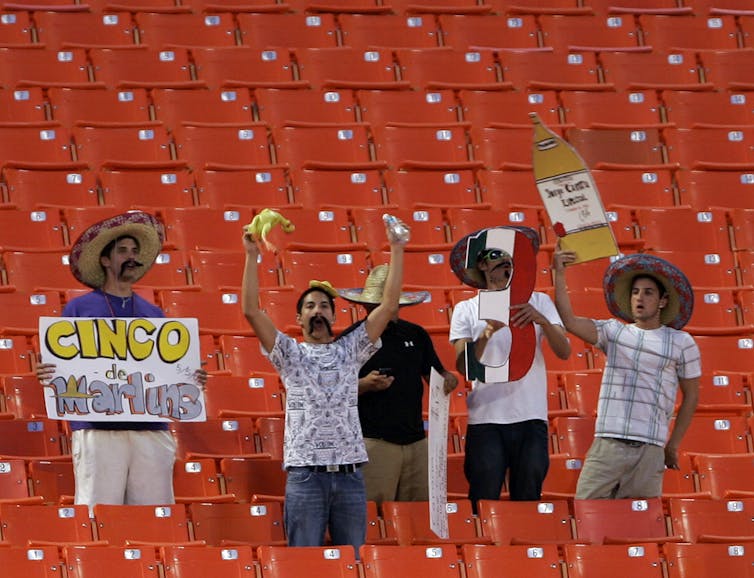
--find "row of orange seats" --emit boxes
[2,9,754,53]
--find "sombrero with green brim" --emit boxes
[69,211,164,289]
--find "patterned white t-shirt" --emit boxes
[265,323,380,468]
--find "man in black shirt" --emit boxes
[339,265,458,505]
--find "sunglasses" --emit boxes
[477,249,511,264]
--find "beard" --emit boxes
[308,315,333,336]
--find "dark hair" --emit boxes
[100,234,140,259]
[632,274,667,297]
[296,287,335,314]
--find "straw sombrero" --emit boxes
[450,226,540,289]
[69,211,164,289]
[604,253,694,330]
[338,265,429,306]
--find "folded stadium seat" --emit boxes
[591,168,676,207]
[292,165,387,209]
[738,251,754,287]
[160,544,257,578]
[384,167,482,207]
[62,205,127,245]
[676,170,754,210]
[564,127,669,169]
[0,336,34,376]
[62,544,160,578]
[359,543,462,578]
[134,11,238,48]
[0,209,67,252]
[477,499,574,545]
[84,0,178,8]
[372,247,461,289]
[691,371,752,416]
[634,206,731,253]
[0,122,73,166]
[458,89,560,128]
[194,165,293,210]
[178,0,291,11]
[665,542,754,578]
[0,46,91,87]
[665,126,754,170]
[600,50,711,92]
[374,122,480,171]
[738,287,754,328]
[498,50,605,91]
[693,453,754,499]
[71,121,173,167]
[560,369,604,417]
[485,0,593,15]
[252,416,284,459]
[237,12,338,49]
[644,248,738,288]
[572,497,669,544]
[161,206,255,252]
[437,14,539,50]
[170,417,258,460]
[0,545,64,578]
[220,457,286,502]
[357,89,459,125]
[540,453,583,499]
[158,289,253,336]
[461,543,563,578]
[394,287,451,332]
[260,286,356,335]
[255,87,357,126]
[381,499,487,545]
[130,248,194,291]
[693,335,754,376]
[684,287,747,336]
[173,121,273,170]
[584,0,692,15]
[279,247,370,291]
[351,206,447,252]
[560,90,664,128]
[445,206,545,242]
[191,46,305,90]
[339,13,441,49]
[0,503,92,546]
[0,87,46,123]
[563,543,665,578]
[697,48,754,91]
[674,414,752,454]
[0,10,32,45]
[93,503,191,544]
[258,545,359,578]
[0,419,66,459]
[539,13,642,52]
[395,47,502,90]
[662,90,754,128]
[152,88,254,130]
[26,458,73,503]
[272,122,378,168]
[33,10,137,49]
[0,290,63,335]
[189,248,279,290]
[188,501,286,546]
[2,374,50,418]
[430,333,458,375]
[202,374,283,420]
[47,86,150,127]
[550,415,596,456]
[99,161,196,209]
[739,16,754,48]
[382,0,493,14]
[0,457,30,501]
[667,496,754,541]
[89,46,200,88]
[294,46,406,90]
[217,335,276,376]
[471,124,550,170]
[638,14,741,51]
[476,169,544,208]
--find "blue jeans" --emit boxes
[464,420,550,510]
[284,466,366,555]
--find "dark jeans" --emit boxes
[464,419,550,510]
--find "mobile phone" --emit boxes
[378,367,392,376]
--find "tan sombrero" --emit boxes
[338,265,429,306]
[69,211,164,288]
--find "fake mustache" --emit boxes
[309,315,333,336]
[119,259,144,275]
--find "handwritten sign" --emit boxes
[39,316,205,422]
[428,367,449,540]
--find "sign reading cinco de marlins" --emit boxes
[39,317,206,423]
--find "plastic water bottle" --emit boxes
[383,213,410,242]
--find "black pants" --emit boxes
[464,419,550,510]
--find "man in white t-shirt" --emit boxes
[449,226,571,510]
[553,249,701,499]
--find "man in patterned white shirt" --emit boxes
[241,217,408,554]
[553,249,701,499]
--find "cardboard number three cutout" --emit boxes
[464,227,537,383]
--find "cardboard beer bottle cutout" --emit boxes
[530,112,619,263]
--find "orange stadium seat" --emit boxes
[279,248,370,288]
[0,545,65,578]
[33,11,136,49]
[171,417,258,460]
[564,127,668,169]
[675,414,751,454]
[665,542,754,578]
[158,289,252,336]
[160,544,257,578]
[446,207,545,242]
[0,458,31,501]
[498,50,603,91]
[437,14,539,50]
[471,124,544,170]
[644,249,738,288]
[89,47,197,88]
[662,90,754,129]
[261,286,355,335]
[189,248,279,290]
[172,457,225,501]
[541,454,584,499]
[684,287,744,335]
[665,126,754,169]
[152,88,254,129]
[0,503,92,546]
[136,248,194,290]
[634,207,730,253]
[398,288,451,331]
[691,371,751,415]
[592,168,676,207]
[189,501,286,546]
[218,335,276,376]
[539,14,641,52]
[384,167,481,207]
[0,46,91,87]
[359,544,461,578]
[0,209,66,251]
[173,121,272,169]
[739,15,754,48]
[93,503,191,545]
[638,14,740,51]
[667,496,754,541]
[600,50,710,91]
[71,121,173,167]
[698,49,754,90]
[255,88,357,126]
[676,169,754,210]
[48,87,150,126]
[738,252,754,287]
[134,12,238,48]
[257,545,359,578]
[161,206,254,252]
[339,13,441,48]
[462,543,563,578]
[551,415,596,456]
[62,545,161,578]
[0,123,73,166]
[0,10,33,46]
[0,87,48,123]
[0,291,63,335]
[560,90,663,128]
[2,374,49,419]
[730,209,754,254]
[373,248,461,289]
[202,374,283,419]
[396,47,502,90]
[237,12,338,49]
[220,457,286,502]
[374,122,478,169]
[572,497,668,544]
[194,165,292,210]
[357,89,459,125]
[254,207,356,252]
[61,205,126,244]
[387,0,492,13]
[292,165,386,209]
[0,336,34,376]
[477,499,574,545]
[295,46,405,90]
[560,370,603,417]
[458,89,560,128]
[351,207,448,251]
[563,543,665,578]
[381,499,485,546]
[476,169,543,208]
[255,416,285,459]
[99,162,196,208]
[191,47,303,90]
[686,335,754,373]
[584,0,691,15]
[273,122,376,168]
[693,453,754,499]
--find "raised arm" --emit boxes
[242,232,278,353]
[364,219,407,343]
[552,247,599,345]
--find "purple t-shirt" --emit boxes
[62,290,167,431]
